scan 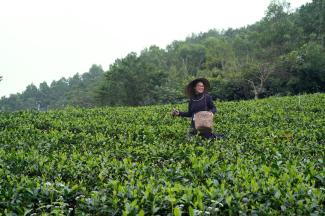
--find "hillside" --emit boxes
[0,93,324,214]
[1,0,325,111]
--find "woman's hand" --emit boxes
[171,108,180,116]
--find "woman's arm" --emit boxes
[179,101,192,117]
[207,94,217,114]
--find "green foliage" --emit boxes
[280,42,325,93]
[0,93,324,214]
[86,0,325,105]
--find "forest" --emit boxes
[0,0,324,111]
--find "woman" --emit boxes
[172,78,222,139]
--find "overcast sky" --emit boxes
[0,0,312,97]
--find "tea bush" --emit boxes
[0,94,324,215]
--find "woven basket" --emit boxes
[193,111,214,133]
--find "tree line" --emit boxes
[0,65,104,111]
[1,0,324,111]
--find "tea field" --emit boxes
[0,93,324,215]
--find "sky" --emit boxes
[0,0,312,97]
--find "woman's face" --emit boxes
[195,82,205,94]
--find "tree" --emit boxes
[177,43,206,76]
[38,82,51,110]
[80,65,105,107]
[98,53,139,106]
[21,84,39,109]
[296,0,325,47]
[98,48,170,106]
[281,42,325,93]
[246,63,274,99]
[256,0,298,58]
[49,78,69,108]
[202,37,238,75]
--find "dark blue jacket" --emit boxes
[179,93,216,128]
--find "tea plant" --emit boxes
[0,93,324,215]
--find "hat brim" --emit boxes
[187,78,210,90]
[185,78,210,98]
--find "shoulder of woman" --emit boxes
[205,93,212,99]
[206,93,215,102]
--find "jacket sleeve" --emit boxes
[179,101,192,117]
[207,94,217,113]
